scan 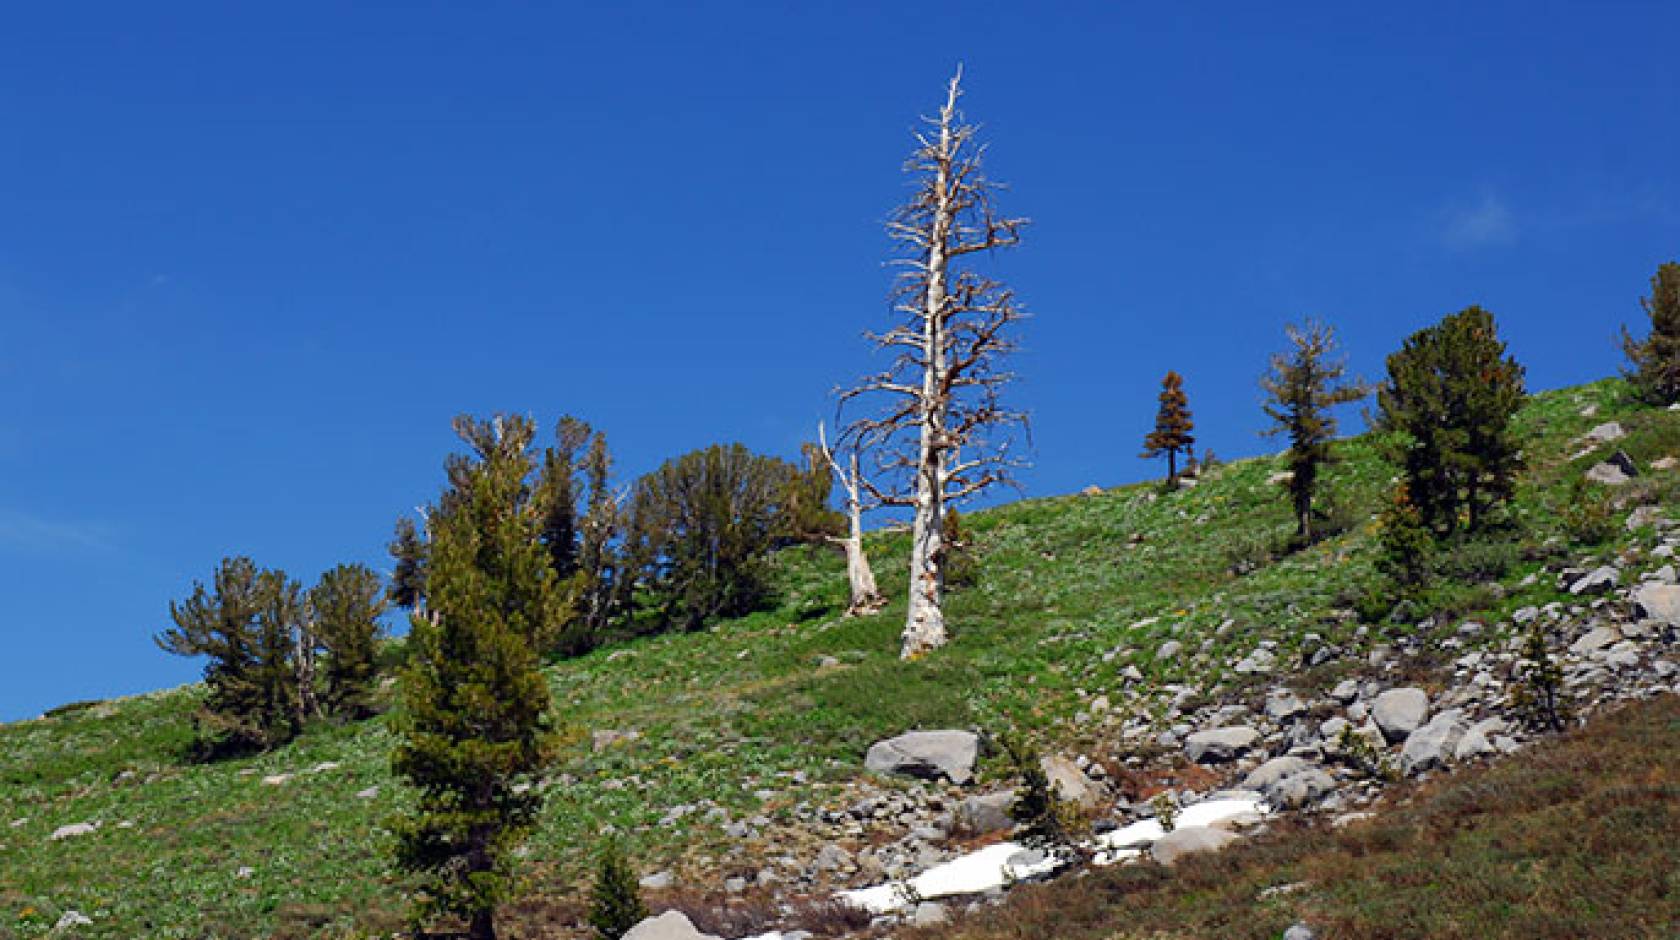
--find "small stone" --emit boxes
[1150,825,1240,865]
[261,773,293,786]
[912,901,950,926]
[1401,710,1468,776]
[1570,566,1620,596]
[50,822,98,841]
[1183,727,1261,763]
[356,786,380,800]
[638,870,674,890]
[1284,925,1319,940]
[1156,640,1184,660]
[56,911,93,930]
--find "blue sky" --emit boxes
[2,2,1676,720]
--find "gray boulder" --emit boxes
[1634,582,1680,628]
[865,730,980,784]
[1265,690,1307,722]
[1183,726,1261,763]
[1371,688,1429,744]
[1581,421,1626,445]
[1400,709,1468,776]
[622,911,722,940]
[1284,925,1319,940]
[1570,566,1620,596]
[1042,754,1107,810]
[1571,625,1621,654]
[957,790,1016,835]
[1149,825,1240,865]
[1241,756,1335,809]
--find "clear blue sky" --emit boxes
[2,2,1676,720]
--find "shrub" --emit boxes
[999,732,1085,855]
[588,840,648,939]
[1561,480,1617,546]
[1511,619,1570,732]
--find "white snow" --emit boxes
[838,794,1267,916]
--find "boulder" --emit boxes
[912,901,950,926]
[1454,717,1504,761]
[1041,755,1107,810]
[1570,625,1621,655]
[958,791,1016,835]
[622,912,722,940]
[50,822,97,841]
[865,730,980,784]
[1241,756,1336,809]
[1183,727,1261,763]
[1240,756,1310,791]
[1149,825,1240,865]
[1570,566,1620,596]
[1586,451,1638,486]
[1633,582,1680,628]
[1371,688,1429,744]
[1265,690,1307,722]
[1581,421,1626,445]
[638,870,674,890]
[1400,710,1468,776]
[1627,506,1666,531]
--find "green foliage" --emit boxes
[1149,792,1178,833]
[1378,306,1527,534]
[387,515,429,611]
[310,564,387,720]
[588,840,648,939]
[1560,478,1618,546]
[1141,371,1195,485]
[392,413,565,940]
[999,732,1083,853]
[622,443,818,633]
[1375,487,1434,594]
[1260,320,1370,541]
[1511,619,1570,732]
[154,557,303,757]
[1621,261,1680,405]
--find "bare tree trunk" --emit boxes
[818,425,883,616]
[294,616,318,723]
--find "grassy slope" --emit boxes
[1,378,1675,939]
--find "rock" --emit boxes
[1265,690,1307,721]
[1284,926,1319,940]
[1653,456,1680,471]
[1234,648,1277,674]
[1241,756,1334,809]
[1240,756,1310,791]
[1586,451,1638,486]
[724,876,748,894]
[1627,506,1666,531]
[1570,566,1620,596]
[814,843,853,872]
[50,822,97,841]
[1571,625,1621,654]
[592,729,642,751]
[1329,679,1361,704]
[622,911,722,940]
[1183,727,1261,763]
[308,761,339,774]
[1581,421,1626,445]
[638,870,674,890]
[1454,717,1505,760]
[1042,755,1107,810]
[56,911,93,930]
[958,791,1016,834]
[864,730,980,784]
[912,901,950,926]
[1400,710,1468,776]
[356,786,380,800]
[236,866,255,879]
[1371,688,1429,744]
[1149,825,1240,865]
[261,773,293,786]
[1156,640,1184,660]
[1633,583,1680,628]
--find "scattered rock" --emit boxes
[958,791,1016,835]
[1586,451,1638,486]
[50,822,98,841]
[55,911,93,930]
[1571,625,1621,655]
[1183,727,1261,764]
[1633,583,1680,628]
[1283,925,1319,940]
[1371,688,1430,744]
[1570,566,1620,596]
[1580,421,1626,446]
[1149,825,1240,865]
[356,786,380,800]
[1265,690,1307,722]
[1041,755,1107,810]
[638,870,674,890]
[592,729,642,752]
[865,730,980,785]
[1156,640,1184,660]
[622,911,722,940]
[814,843,854,872]
[261,773,293,786]
[1400,710,1469,776]
[912,901,950,926]
[1627,506,1666,531]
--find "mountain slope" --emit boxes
[1,377,1675,939]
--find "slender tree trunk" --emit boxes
[1167,449,1178,486]
[840,453,882,615]
[294,620,318,723]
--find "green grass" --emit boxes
[1,378,1676,938]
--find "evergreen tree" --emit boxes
[1141,371,1196,486]
[538,415,593,580]
[388,515,429,612]
[392,414,567,940]
[588,840,648,940]
[155,557,301,756]
[1260,320,1370,541]
[1621,261,1680,404]
[1377,306,1526,533]
[310,563,387,719]
[622,443,808,632]
[575,427,621,644]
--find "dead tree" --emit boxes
[842,68,1029,659]
[817,422,885,616]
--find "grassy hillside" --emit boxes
[1,377,1675,939]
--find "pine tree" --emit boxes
[155,557,302,756]
[1621,261,1680,405]
[588,840,648,940]
[392,414,567,940]
[388,515,429,612]
[1377,306,1526,533]
[310,563,387,720]
[1141,371,1196,486]
[1260,321,1370,541]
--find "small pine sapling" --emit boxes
[998,732,1085,857]
[1511,619,1570,732]
[588,840,648,940]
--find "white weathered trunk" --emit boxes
[294,618,319,722]
[902,102,954,660]
[840,468,883,615]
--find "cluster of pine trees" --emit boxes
[155,557,384,756]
